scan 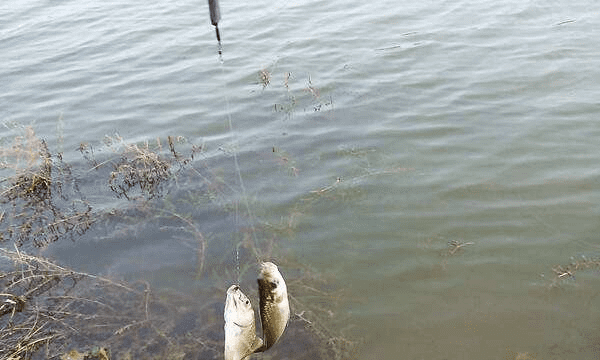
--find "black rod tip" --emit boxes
[209,0,221,26]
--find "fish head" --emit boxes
[258,262,288,302]
[224,284,254,326]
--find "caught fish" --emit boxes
[224,285,263,360]
[257,262,290,351]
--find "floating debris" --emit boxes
[443,240,474,256]
[547,255,600,287]
[259,69,271,89]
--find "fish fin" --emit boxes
[251,336,265,354]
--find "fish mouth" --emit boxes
[226,285,241,310]
[231,286,241,306]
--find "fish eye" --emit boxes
[245,300,249,305]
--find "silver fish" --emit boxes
[224,285,263,360]
[257,262,290,351]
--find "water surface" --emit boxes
[2,0,600,358]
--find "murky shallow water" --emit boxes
[2,0,600,358]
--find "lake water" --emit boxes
[2,0,600,359]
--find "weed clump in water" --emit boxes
[0,127,93,248]
[90,135,199,201]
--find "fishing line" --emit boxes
[207,0,261,285]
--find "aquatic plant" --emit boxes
[0,126,361,359]
[267,71,333,116]
[0,127,93,248]
[80,135,201,201]
[0,246,227,360]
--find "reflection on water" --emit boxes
[3,0,600,358]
